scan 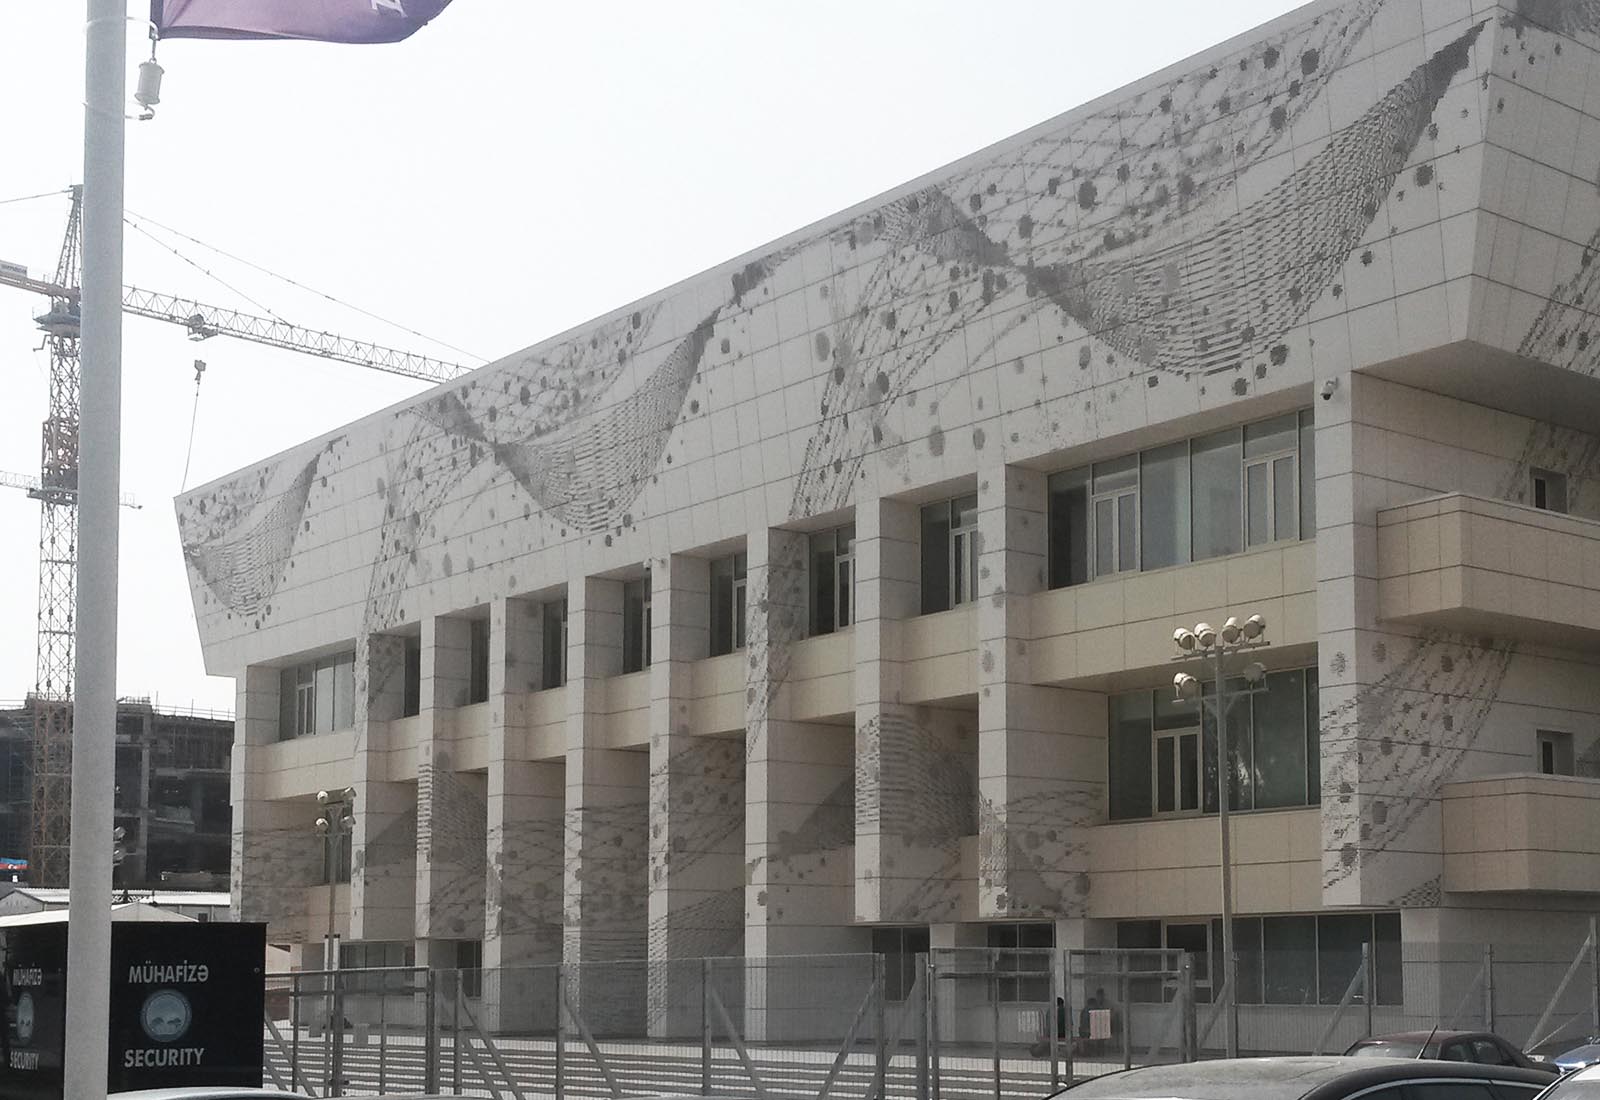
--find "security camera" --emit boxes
[1320,378,1340,401]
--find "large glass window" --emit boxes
[921,494,979,614]
[871,926,930,1002]
[710,552,749,656]
[1140,441,1191,570]
[623,574,652,673]
[989,923,1054,1002]
[402,635,421,717]
[810,525,856,635]
[541,598,568,690]
[1191,427,1244,560]
[1047,409,1313,589]
[1108,668,1319,819]
[279,651,357,740]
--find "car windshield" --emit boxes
[1348,1040,1425,1058]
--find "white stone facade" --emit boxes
[183,0,1600,995]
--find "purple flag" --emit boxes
[152,0,452,43]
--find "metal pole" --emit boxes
[916,954,931,1100]
[1590,916,1599,1037]
[1048,956,1061,1090]
[1483,945,1495,1033]
[63,3,125,1099]
[454,970,463,1095]
[1120,954,1132,1071]
[875,954,888,1100]
[928,956,941,1100]
[990,954,1002,1100]
[326,830,338,971]
[1362,942,1374,1040]
[1214,648,1238,1058]
[291,973,301,1092]
[1181,954,1196,1063]
[555,965,568,1100]
[424,969,439,1095]
[330,968,345,1097]
[701,958,713,1096]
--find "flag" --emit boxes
[152,0,453,44]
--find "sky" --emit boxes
[0,0,1308,715]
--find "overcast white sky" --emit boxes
[0,0,1306,714]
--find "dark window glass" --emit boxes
[1316,914,1371,1005]
[1232,917,1264,1005]
[1048,467,1091,589]
[711,555,737,656]
[1305,667,1321,805]
[1116,920,1161,949]
[541,598,567,689]
[1140,442,1191,570]
[872,926,929,1002]
[1253,668,1307,809]
[403,637,422,718]
[921,500,952,613]
[623,576,651,673]
[1109,692,1153,820]
[1262,916,1316,1004]
[1407,1087,1501,1100]
[467,618,490,704]
[1374,911,1402,1005]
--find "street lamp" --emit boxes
[314,787,356,973]
[1172,613,1269,1058]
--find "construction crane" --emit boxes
[1,185,469,884]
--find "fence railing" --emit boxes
[265,931,1600,1099]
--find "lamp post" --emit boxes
[1172,614,1269,1059]
[314,788,356,973]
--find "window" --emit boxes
[541,598,568,689]
[710,552,749,656]
[988,923,1054,1002]
[403,636,422,718]
[454,939,484,998]
[1047,468,1090,588]
[871,926,930,1002]
[340,940,416,993]
[1532,468,1569,513]
[1538,730,1575,776]
[467,618,490,704]
[1204,911,1401,1007]
[1107,668,1320,820]
[1191,427,1244,560]
[1046,408,1314,589]
[1093,456,1139,576]
[920,495,979,614]
[810,525,856,635]
[322,829,352,884]
[1245,414,1300,546]
[1141,441,1191,570]
[278,651,356,739]
[622,574,652,673]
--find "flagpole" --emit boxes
[64,0,125,1096]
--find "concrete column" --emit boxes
[351,632,416,946]
[854,495,972,925]
[977,464,1105,920]
[646,555,743,1032]
[231,664,321,939]
[482,596,563,1032]
[416,616,488,962]
[745,526,860,958]
[563,576,649,964]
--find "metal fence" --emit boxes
[263,932,1600,1099]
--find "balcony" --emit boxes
[1442,773,1600,894]
[1377,493,1600,648]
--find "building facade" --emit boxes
[0,699,231,888]
[184,0,1600,1029]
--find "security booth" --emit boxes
[0,912,265,1100]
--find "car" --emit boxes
[1540,1064,1600,1097]
[1346,1029,1556,1076]
[1052,1055,1553,1099]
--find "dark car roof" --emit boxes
[1355,1030,1491,1043]
[1057,1056,1552,1099]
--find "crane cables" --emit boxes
[123,208,486,365]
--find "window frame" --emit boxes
[467,617,490,704]
[541,597,568,690]
[1244,445,1300,547]
[1537,729,1575,776]
[1531,467,1569,514]
[622,574,652,673]
[949,495,979,609]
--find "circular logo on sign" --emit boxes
[140,989,192,1043]
[15,992,34,1046]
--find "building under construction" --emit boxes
[0,697,231,888]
